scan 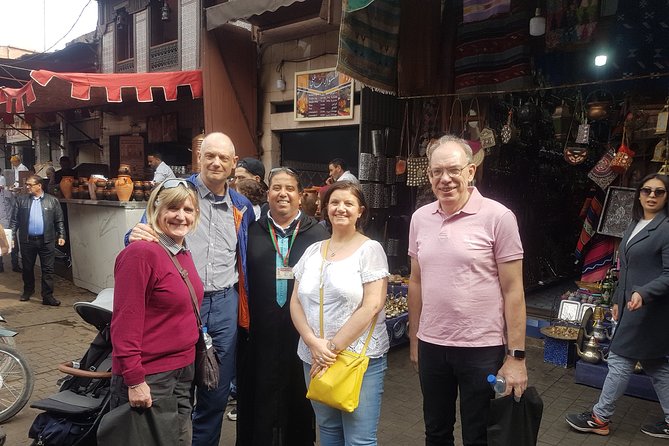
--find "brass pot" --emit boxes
[587,101,612,121]
[96,179,107,188]
[132,189,144,201]
[133,180,143,190]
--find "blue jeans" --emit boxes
[192,287,238,446]
[303,355,387,446]
[594,352,669,423]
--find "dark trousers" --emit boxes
[20,236,55,299]
[418,340,505,446]
[111,364,195,445]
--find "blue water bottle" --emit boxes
[202,326,213,349]
[487,374,506,394]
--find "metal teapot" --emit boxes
[576,337,607,364]
[584,319,612,342]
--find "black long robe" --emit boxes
[237,213,328,446]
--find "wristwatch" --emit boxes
[507,349,526,359]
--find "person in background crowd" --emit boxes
[10,155,29,189]
[127,132,254,446]
[11,175,65,306]
[53,156,77,184]
[566,174,669,439]
[327,158,359,185]
[235,178,266,221]
[45,166,56,195]
[408,135,527,446]
[291,181,389,446]
[301,187,320,219]
[233,157,267,190]
[237,167,328,445]
[148,152,177,184]
[0,168,6,190]
[0,222,10,272]
[0,188,13,274]
[110,179,202,444]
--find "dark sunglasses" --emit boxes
[269,167,298,176]
[640,187,667,197]
[157,178,197,193]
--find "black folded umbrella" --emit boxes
[97,396,179,446]
[487,386,544,446]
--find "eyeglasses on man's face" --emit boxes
[640,187,667,197]
[25,182,39,187]
[428,164,470,179]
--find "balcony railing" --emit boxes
[149,40,179,71]
[116,58,135,73]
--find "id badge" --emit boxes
[276,267,294,280]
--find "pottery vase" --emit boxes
[60,176,75,199]
[133,189,144,201]
[115,175,133,201]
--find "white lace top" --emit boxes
[293,239,390,362]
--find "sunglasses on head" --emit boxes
[640,187,667,197]
[157,178,197,193]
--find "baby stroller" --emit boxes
[28,289,114,446]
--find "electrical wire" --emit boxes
[16,0,94,61]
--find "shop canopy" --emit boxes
[205,0,307,30]
[0,69,203,114]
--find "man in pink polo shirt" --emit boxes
[408,135,527,446]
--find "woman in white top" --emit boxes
[290,181,389,446]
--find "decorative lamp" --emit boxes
[115,9,128,30]
[529,8,546,36]
[161,1,170,21]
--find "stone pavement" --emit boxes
[0,261,666,445]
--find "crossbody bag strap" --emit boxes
[319,239,375,356]
[160,243,203,329]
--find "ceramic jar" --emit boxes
[59,176,75,199]
[116,175,133,201]
[118,164,131,176]
[133,189,144,201]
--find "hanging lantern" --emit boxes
[161,1,171,21]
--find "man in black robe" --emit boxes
[237,167,328,446]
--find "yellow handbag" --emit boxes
[306,240,375,413]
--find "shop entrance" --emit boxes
[280,126,359,187]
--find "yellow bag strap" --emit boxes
[319,239,375,356]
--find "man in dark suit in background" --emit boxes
[11,175,65,306]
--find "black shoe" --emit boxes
[42,297,61,306]
[12,267,22,273]
[19,293,32,302]
[565,411,610,436]
[641,420,669,439]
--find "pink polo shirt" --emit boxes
[408,188,523,347]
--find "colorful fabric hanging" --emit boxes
[546,0,599,50]
[462,0,510,24]
[337,0,401,94]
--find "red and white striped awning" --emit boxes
[0,69,203,114]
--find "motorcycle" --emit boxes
[0,314,34,423]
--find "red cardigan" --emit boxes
[111,241,204,386]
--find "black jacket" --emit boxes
[610,213,669,359]
[237,212,328,446]
[11,192,65,244]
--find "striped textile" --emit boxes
[337,0,401,94]
[454,11,534,94]
[463,0,510,23]
[575,189,604,259]
[581,234,615,283]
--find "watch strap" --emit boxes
[507,349,526,359]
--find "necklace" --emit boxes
[327,236,356,258]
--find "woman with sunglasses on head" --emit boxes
[567,174,669,439]
[290,181,389,446]
[109,179,203,444]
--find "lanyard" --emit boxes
[268,220,301,267]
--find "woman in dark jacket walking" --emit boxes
[567,173,669,439]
